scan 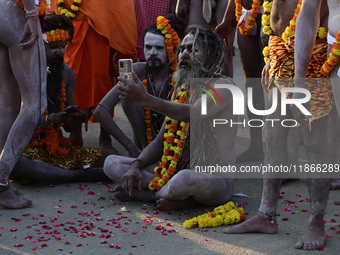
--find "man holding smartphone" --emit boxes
[104,26,237,211]
[94,14,186,157]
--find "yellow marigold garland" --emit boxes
[235,0,262,35]
[16,0,47,16]
[183,201,245,228]
[28,81,70,156]
[43,29,70,43]
[58,0,82,19]
[156,16,181,71]
[321,30,340,77]
[262,45,270,63]
[261,0,273,35]
[148,90,189,191]
[281,0,302,42]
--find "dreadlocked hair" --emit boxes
[44,11,74,43]
[184,25,226,78]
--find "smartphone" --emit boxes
[118,59,133,85]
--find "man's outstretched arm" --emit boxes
[118,73,233,122]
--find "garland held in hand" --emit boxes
[148,90,189,191]
[183,201,245,228]
[235,0,262,35]
[321,30,340,77]
[58,0,82,19]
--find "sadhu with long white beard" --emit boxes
[103,26,238,211]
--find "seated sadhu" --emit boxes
[10,12,114,184]
[94,14,186,158]
[103,25,238,210]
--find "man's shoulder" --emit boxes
[133,62,147,78]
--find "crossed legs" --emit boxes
[104,155,235,210]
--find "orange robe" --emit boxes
[49,0,137,121]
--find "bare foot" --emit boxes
[156,197,197,211]
[236,148,264,163]
[330,178,340,190]
[223,212,278,234]
[295,221,326,250]
[0,187,32,209]
[113,185,132,201]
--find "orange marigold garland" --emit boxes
[142,75,175,144]
[321,30,340,77]
[16,0,47,16]
[28,81,71,156]
[58,0,82,19]
[156,16,181,71]
[235,0,261,35]
[148,90,189,191]
[43,29,70,43]
[143,79,154,144]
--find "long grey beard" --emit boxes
[172,62,202,94]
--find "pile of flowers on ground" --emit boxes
[183,201,245,229]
